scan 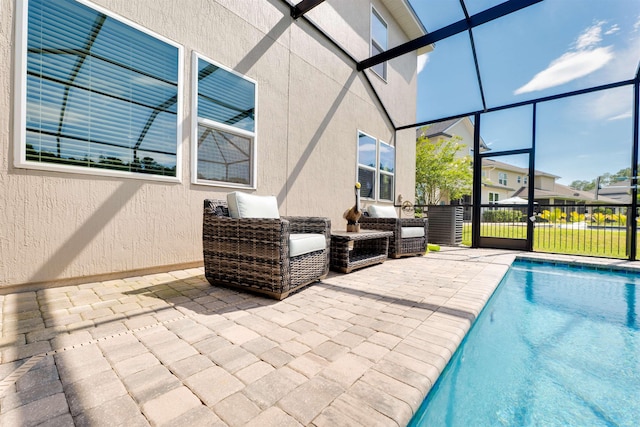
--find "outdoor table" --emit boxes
[330,229,393,273]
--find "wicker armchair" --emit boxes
[203,198,330,300]
[359,205,428,258]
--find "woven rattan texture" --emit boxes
[330,230,392,273]
[359,217,428,258]
[203,199,330,299]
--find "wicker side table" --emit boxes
[330,230,393,273]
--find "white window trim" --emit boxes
[191,51,258,189]
[14,0,184,183]
[498,172,508,186]
[370,5,388,82]
[489,192,500,203]
[357,130,395,202]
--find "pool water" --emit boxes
[409,260,640,427]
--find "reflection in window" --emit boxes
[358,132,377,198]
[358,168,376,199]
[197,128,251,185]
[194,55,256,186]
[23,0,180,177]
[498,172,507,186]
[371,8,387,79]
[357,131,395,201]
[379,141,395,201]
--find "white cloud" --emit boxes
[635,15,640,32]
[583,86,633,122]
[514,47,613,94]
[608,111,632,121]
[605,24,620,35]
[575,22,604,49]
[514,22,617,95]
[599,24,640,82]
[417,53,429,74]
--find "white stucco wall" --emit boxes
[0,0,420,288]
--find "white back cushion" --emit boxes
[227,192,280,219]
[367,205,398,218]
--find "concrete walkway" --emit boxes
[0,248,538,426]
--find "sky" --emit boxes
[407,0,640,185]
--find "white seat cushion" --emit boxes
[289,233,326,257]
[401,227,425,238]
[367,205,398,218]
[227,192,280,219]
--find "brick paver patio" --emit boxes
[0,248,587,426]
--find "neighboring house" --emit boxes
[416,118,622,209]
[482,159,538,204]
[485,159,620,206]
[417,116,489,159]
[0,0,431,289]
[597,180,633,204]
[416,116,488,204]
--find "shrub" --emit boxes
[593,207,613,215]
[569,211,585,222]
[619,214,627,225]
[482,209,523,223]
[540,208,565,223]
[592,212,606,225]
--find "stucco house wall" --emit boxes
[534,175,556,191]
[481,163,520,204]
[0,0,421,289]
[439,120,475,159]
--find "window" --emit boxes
[193,53,256,187]
[17,0,182,179]
[489,192,499,203]
[517,175,522,184]
[379,141,395,201]
[524,175,528,185]
[357,131,394,201]
[498,172,508,186]
[370,7,388,80]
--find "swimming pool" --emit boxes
[409,260,640,427]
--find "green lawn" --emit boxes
[462,223,629,258]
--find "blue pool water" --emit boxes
[409,260,640,427]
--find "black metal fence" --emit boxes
[476,204,630,258]
[532,204,631,258]
[452,203,634,259]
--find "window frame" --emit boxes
[191,52,258,189]
[489,192,500,203]
[370,6,388,81]
[14,0,183,182]
[357,130,395,202]
[498,172,508,186]
[378,140,395,202]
